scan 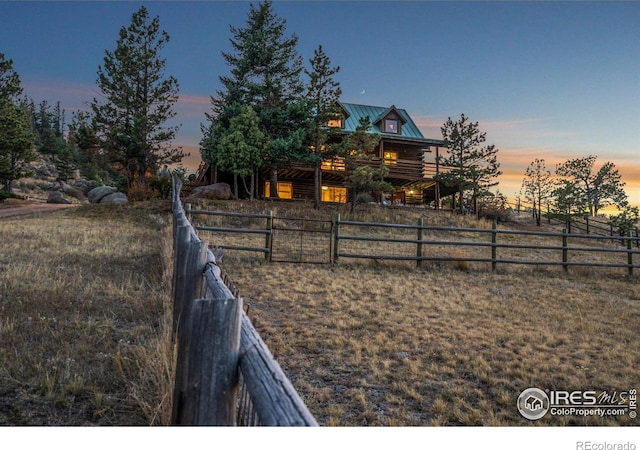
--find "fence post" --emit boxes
[265,210,272,262]
[183,296,243,425]
[562,228,568,273]
[585,216,590,234]
[171,239,208,425]
[172,224,191,336]
[416,217,423,269]
[627,230,633,276]
[491,220,497,272]
[333,213,340,263]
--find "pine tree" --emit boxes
[0,54,36,193]
[216,106,265,199]
[91,6,184,187]
[436,114,501,216]
[0,100,37,193]
[0,53,22,101]
[305,45,342,209]
[556,155,627,216]
[521,158,554,226]
[202,0,308,198]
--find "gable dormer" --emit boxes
[373,105,407,135]
[326,103,350,129]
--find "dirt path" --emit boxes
[0,202,78,219]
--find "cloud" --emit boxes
[176,94,212,119]
[22,79,98,110]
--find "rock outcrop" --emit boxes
[46,190,72,204]
[188,183,232,200]
[87,186,118,204]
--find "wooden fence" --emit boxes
[510,200,640,245]
[187,203,640,276]
[334,217,640,275]
[170,175,317,426]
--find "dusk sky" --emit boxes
[1,1,638,209]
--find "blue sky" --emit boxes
[1,1,638,207]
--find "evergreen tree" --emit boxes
[521,158,554,226]
[556,155,627,216]
[202,0,308,198]
[330,116,392,211]
[0,100,37,192]
[436,114,501,216]
[0,53,22,101]
[305,44,342,209]
[217,106,265,199]
[67,111,106,181]
[550,180,589,226]
[91,6,184,187]
[0,54,36,193]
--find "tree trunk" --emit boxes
[233,174,238,199]
[269,167,279,199]
[314,165,321,210]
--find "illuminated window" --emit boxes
[321,186,347,203]
[321,157,345,171]
[384,119,399,134]
[383,151,398,165]
[264,181,293,199]
[327,118,343,128]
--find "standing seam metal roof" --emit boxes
[339,102,427,141]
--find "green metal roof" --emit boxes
[339,102,442,146]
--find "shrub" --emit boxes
[127,182,158,202]
[0,191,19,202]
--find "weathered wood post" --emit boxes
[491,220,497,272]
[172,224,191,336]
[265,210,272,262]
[585,216,590,234]
[183,296,243,425]
[562,228,568,273]
[171,238,208,425]
[627,230,633,276]
[333,213,340,263]
[416,217,424,268]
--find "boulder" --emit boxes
[71,178,99,195]
[46,190,72,204]
[100,192,128,204]
[189,183,232,200]
[88,186,117,204]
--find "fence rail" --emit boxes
[170,176,317,426]
[187,202,639,276]
[334,217,640,275]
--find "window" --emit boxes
[326,118,343,128]
[384,119,399,134]
[321,186,347,203]
[264,181,293,199]
[383,151,398,165]
[321,157,345,171]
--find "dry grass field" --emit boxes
[191,199,640,426]
[1,197,638,426]
[0,201,174,425]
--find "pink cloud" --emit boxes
[175,94,212,119]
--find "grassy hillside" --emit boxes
[192,199,640,426]
[1,197,638,426]
[0,201,174,425]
